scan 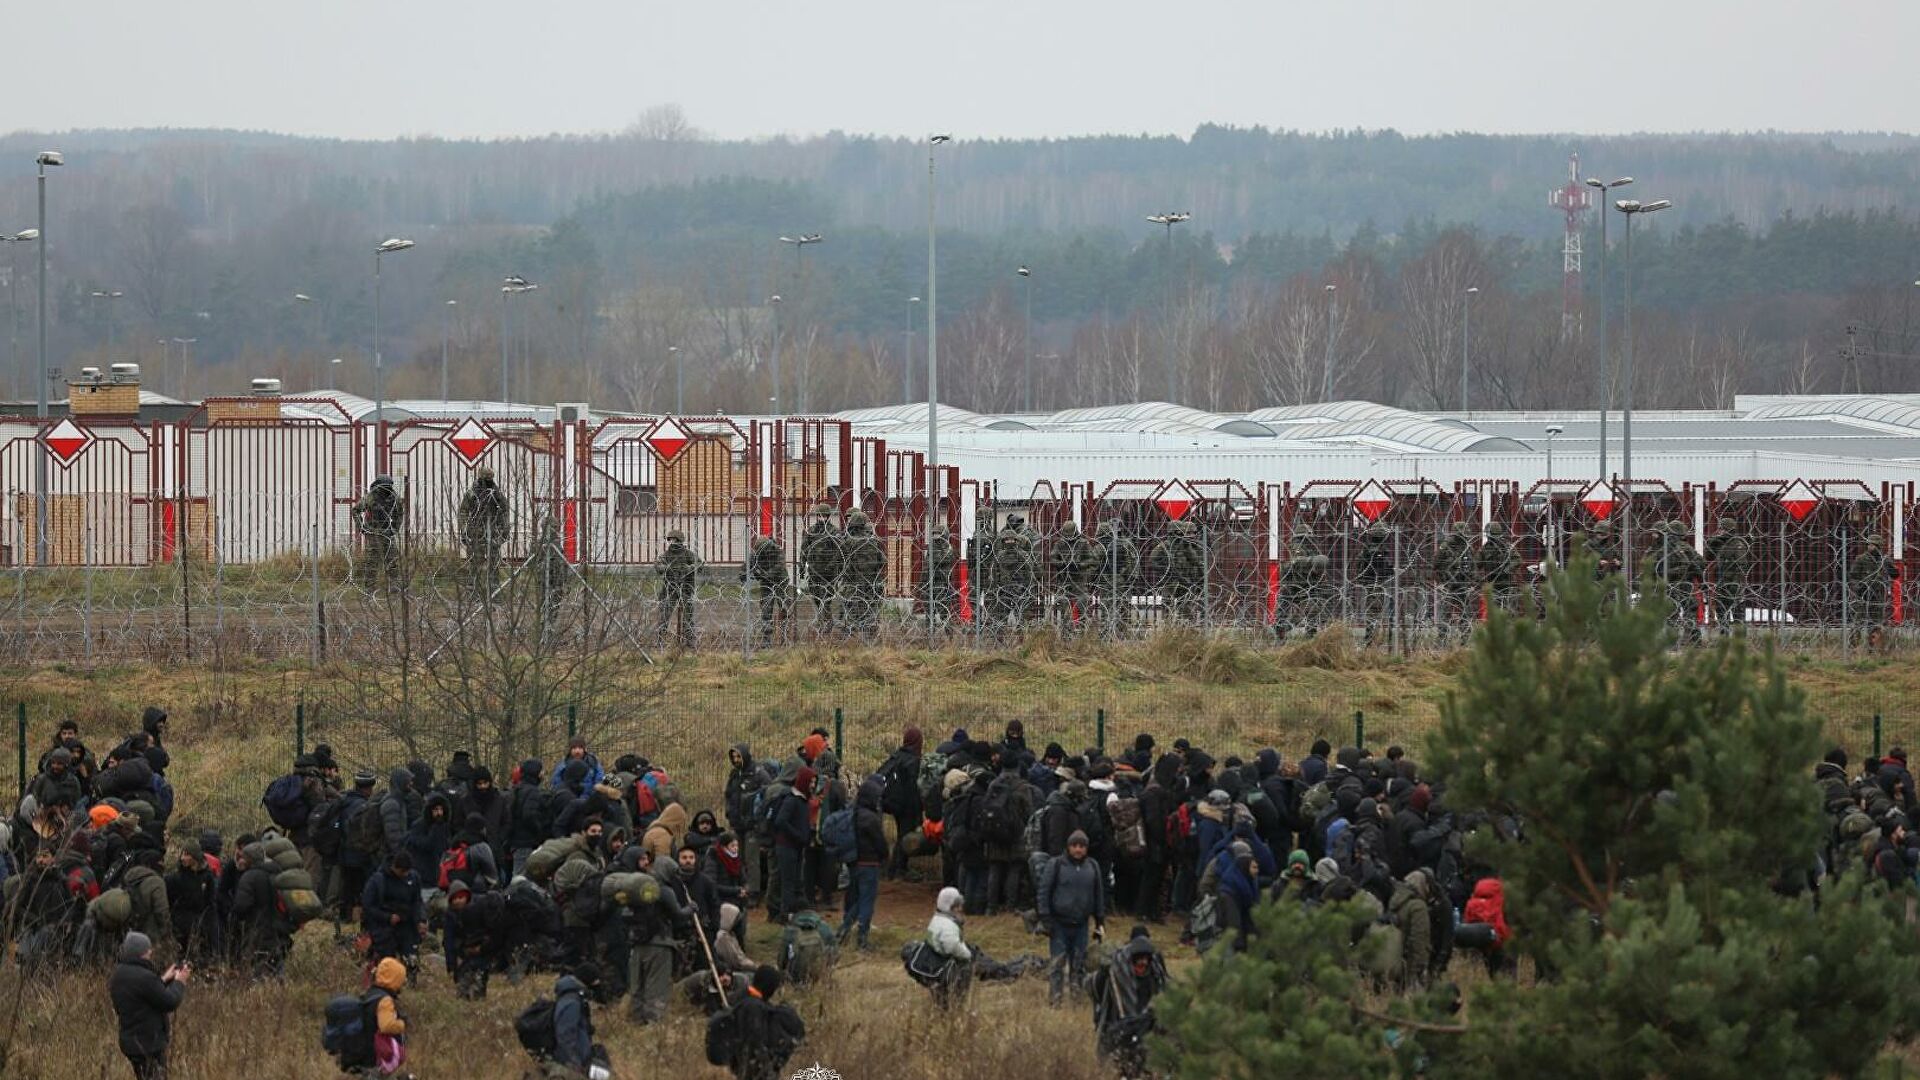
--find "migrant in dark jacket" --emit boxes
[108,936,185,1062]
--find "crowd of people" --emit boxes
[8,702,1905,1079]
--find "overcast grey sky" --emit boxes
[14,1,1918,140]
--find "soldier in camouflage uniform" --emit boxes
[352,474,406,587]
[841,510,887,642]
[745,534,792,647]
[1154,519,1208,624]
[1436,520,1477,639]
[458,467,511,591]
[533,514,570,630]
[1048,520,1102,632]
[1851,534,1894,646]
[988,518,1038,634]
[1303,553,1335,632]
[919,524,958,628]
[1355,522,1393,643]
[654,529,703,649]
[1654,520,1705,643]
[1093,521,1139,636]
[1274,554,1313,641]
[1478,522,1518,616]
[799,504,843,635]
[1704,516,1751,634]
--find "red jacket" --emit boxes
[1464,877,1509,945]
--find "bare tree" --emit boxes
[1398,230,1490,410]
[623,103,704,142]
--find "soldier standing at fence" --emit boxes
[989,518,1038,635]
[1437,521,1477,639]
[1049,520,1101,632]
[1304,553,1334,631]
[1356,523,1393,644]
[535,515,570,630]
[458,467,510,592]
[1093,521,1137,637]
[920,524,958,628]
[1655,520,1705,643]
[1705,516,1751,634]
[1275,555,1311,641]
[1852,534,1894,647]
[746,534,793,647]
[1156,519,1208,624]
[353,475,405,587]
[799,504,843,636]
[841,510,887,642]
[655,530,703,649]
[1479,522,1518,617]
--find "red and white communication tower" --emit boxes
[1548,152,1593,339]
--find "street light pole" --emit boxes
[1614,196,1673,582]
[441,299,457,401]
[670,346,682,415]
[372,237,414,417]
[1147,212,1191,403]
[499,276,533,402]
[927,133,950,636]
[4,229,40,399]
[1461,286,1478,412]
[1016,266,1032,412]
[778,234,822,411]
[903,295,920,403]
[1321,283,1337,402]
[35,151,64,567]
[1585,175,1632,484]
[768,294,783,414]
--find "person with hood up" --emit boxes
[1089,925,1168,1077]
[404,793,453,907]
[164,840,221,962]
[109,930,189,1080]
[641,800,690,864]
[998,720,1036,774]
[837,776,889,950]
[723,744,768,900]
[509,760,555,877]
[924,886,972,1008]
[139,707,171,776]
[719,965,807,1080]
[770,767,815,924]
[1036,829,1107,1005]
[377,767,417,859]
[362,850,426,968]
[1390,867,1441,989]
[227,840,290,978]
[367,955,411,1074]
[878,727,924,878]
[685,810,722,859]
[1457,876,1510,975]
[29,747,84,817]
[458,767,510,857]
[1210,841,1261,956]
[548,966,600,1077]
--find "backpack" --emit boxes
[323,990,383,1068]
[917,751,950,809]
[149,774,175,822]
[1165,802,1196,857]
[1077,795,1111,855]
[1190,894,1220,950]
[263,774,308,830]
[781,910,839,985]
[942,790,977,855]
[978,780,1022,845]
[601,871,661,909]
[564,871,606,925]
[705,1005,743,1068]
[513,996,558,1061]
[273,866,326,927]
[88,887,134,931]
[901,939,953,987]
[880,750,918,816]
[1021,805,1049,855]
[524,836,582,884]
[821,807,858,864]
[438,843,472,891]
[1300,780,1333,823]
[1109,796,1148,859]
[310,798,344,860]
[346,798,387,857]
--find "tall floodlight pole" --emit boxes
[1461,286,1479,411]
[1585,175,1632,482]
[372,237,415,417]
[171,338,197,396]
[1146,212,1192,403]
[4,229,39,398]
[669,346,682,415]
[440,299,457,401]
[778,233,822,411]
[1321,283,1338,402]
[35,151,63,567]
[1016,266,1032,411]
[768,294,783,413]
[500,275,533,401]
[1613,195,1672,582]
[927,133,951,635]
[89,290,124,354]
[903,295,920,403]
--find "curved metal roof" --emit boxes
[1041,402,1274,436]
[1287,417,1531,453]
[1743,397,1920,433]
[1244,401,1430,425]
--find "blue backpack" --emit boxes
[263,774,308,830]
[321,991,382,1068]
[821,807,858,864]
[150,774,175,822]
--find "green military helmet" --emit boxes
[665,529,686,543]
[812,504,833,520]
[1060,520,1081,537]
[1365,523,1388,540]
[1094,520,1115,538]
[1717,517,1736,533]
[846,509,870,531]
[752,534,779,552]
[475,467,495,482]
[1170,519,1196,534]
[1308,554,1330,570]
[930,524,949,539]
[1485,522,1506,538]
[1867,535,1884,548]
[1449,520,1470,537]
[1665,520,1688,537]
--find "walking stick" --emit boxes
[688,906,729,1009]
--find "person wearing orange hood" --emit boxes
[369,955,410,1073]
[641,801,690,864]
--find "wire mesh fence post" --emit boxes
[1353,709,1365,750]
[1096,707,1106,752]
[1840,527,1850,656]
[15,702,25,800]
[213,516,225,659]
[296,702,306,758]
[834,707,844,759]
[1875,713,1883,761]
[82,524,94,664]
[310,524,323,665]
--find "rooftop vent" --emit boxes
[108,363,141,384]
[250,377,283,397]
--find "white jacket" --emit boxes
[926,911,971,962]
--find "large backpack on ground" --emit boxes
[524,835,583,884]
[780,910,839,985]
[513,996,557,1060]
[88,887,134,932]
[901,939,955,987]
[263,774,309,830]
[323,990,383,1069]
[1109,796,1148,859]
[820,807,858,864]
[978,780,1022,845]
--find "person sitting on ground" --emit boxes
[923,885,973,1009]
[720,965,806,1080]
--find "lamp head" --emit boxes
[35,151,63,167]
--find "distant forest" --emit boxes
[0,122,1915,415]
